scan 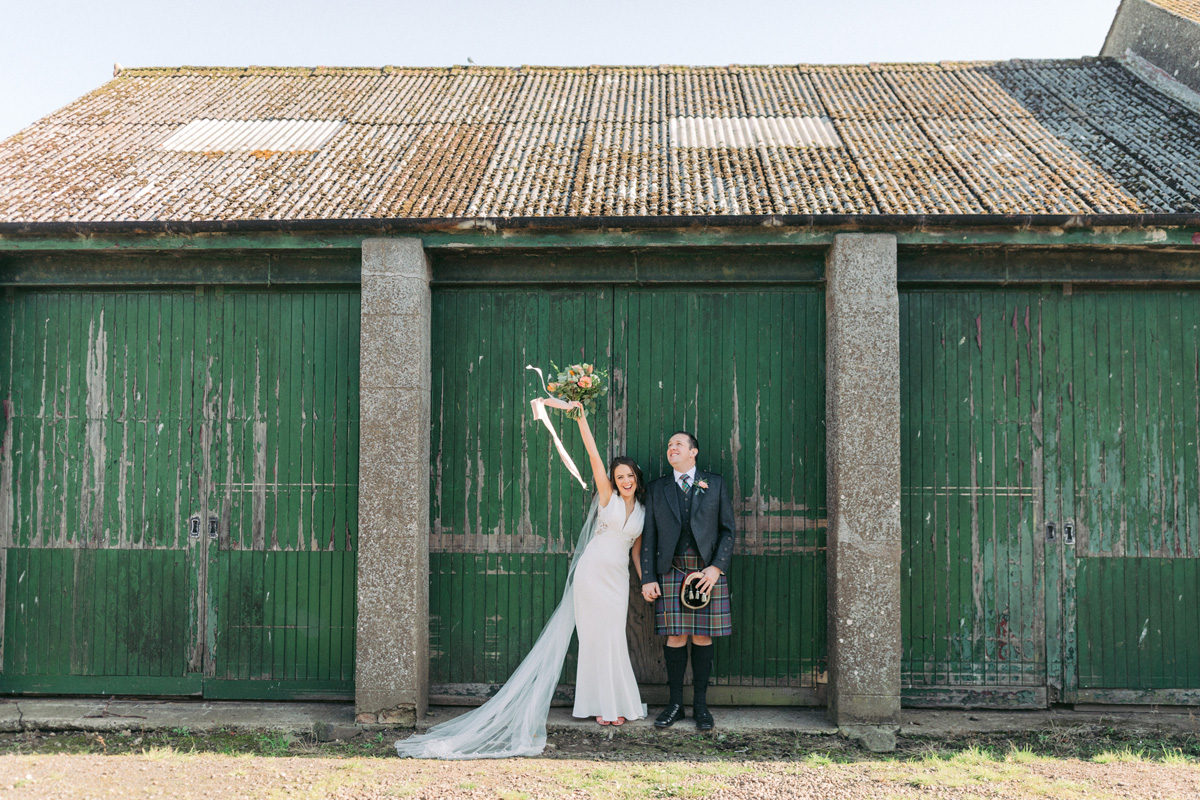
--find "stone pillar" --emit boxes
[825,233,901,752]
[355,238,431,726]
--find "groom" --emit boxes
[640,431,735,731]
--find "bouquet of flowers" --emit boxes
[545,362,608,419]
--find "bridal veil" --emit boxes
[394,496,600,759]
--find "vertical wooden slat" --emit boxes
[1042,289,1063,693]
[1185,559,1199,688]
[1059,290,1079,694]
[899,293,913,680]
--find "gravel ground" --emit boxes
[2,728,1199,799]
[2,750,1199,798]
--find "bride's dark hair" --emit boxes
[608,456,647,503]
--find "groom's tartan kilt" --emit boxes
[655,547,733,636]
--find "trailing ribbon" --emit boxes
[526,365,587,490]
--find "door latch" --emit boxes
[1064,522,1075,545]
[1046,521,1056,541]
[188,514,219,539]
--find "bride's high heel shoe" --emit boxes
[596,717,610,725]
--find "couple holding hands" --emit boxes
[397,398,736,759]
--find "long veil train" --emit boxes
[395,496,600,759]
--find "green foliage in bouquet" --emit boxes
[546,362,609,419]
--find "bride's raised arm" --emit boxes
[539,397,612,506]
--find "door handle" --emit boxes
[1046,521,1056,541]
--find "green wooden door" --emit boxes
[1043,290,1200,704]
[902,287,1200,706]
[429,288,614,699]
[900,290,1047,707]
[429,286,827,703]
[1,288,358,698]
[616,288,826,697]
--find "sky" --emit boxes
[2,0,1122,140]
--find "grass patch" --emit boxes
[2,725,1200,767]
[1092,747,1147,764]
[1159,745,1195,766]
[140,745,184,761]
[255,732,294,757]
[874,747,1092,798]
[1004,744,1047,764]
[542,761,754,800]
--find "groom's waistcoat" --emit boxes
[674,481,698,557]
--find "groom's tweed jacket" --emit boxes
[640,470,736,581]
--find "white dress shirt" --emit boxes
[672,466,697,492]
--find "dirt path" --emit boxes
[3,728,1200,799]
[2,749,1199,799]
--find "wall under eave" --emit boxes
[1102,0,1200,92]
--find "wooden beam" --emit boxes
[430,683,824,707]
[902,687,1048,709]
[1,225,1199,253]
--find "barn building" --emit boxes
[2,1,1199,744]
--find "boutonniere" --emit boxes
[694,478,709,495]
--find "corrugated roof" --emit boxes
[1152,0,1200,23]
[0,60,1196,221]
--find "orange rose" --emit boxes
[547,382,558,392]
[578,376,593,389]
[583,363,594,374]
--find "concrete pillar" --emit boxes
[825,233,901,752]
[355,238,431,726]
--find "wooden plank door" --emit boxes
[427,287,614,699]
[899,289,1047,707]
[427,285,827,704]
[0,288,358,699]
[2,290,207,694]
[615,287,827,701]
[202,289,359,700]
[1043,290,1200,704]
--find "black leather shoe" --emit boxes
[654,703,686,728]
[693,702,714,731]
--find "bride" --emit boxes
[395,397,646,758]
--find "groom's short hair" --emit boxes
[672,430,699,451]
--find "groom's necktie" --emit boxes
[680,475,691,493]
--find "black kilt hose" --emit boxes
[640,470,736,637]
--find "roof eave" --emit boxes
[2,213,1200,237]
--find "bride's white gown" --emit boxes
[395,494,644,759]
[572,493,646,722]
